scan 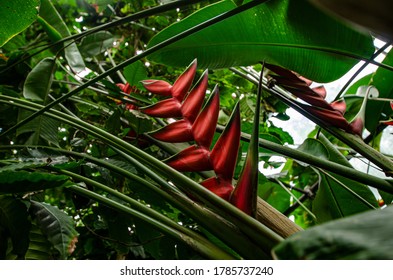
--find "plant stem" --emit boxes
[67,183,235,260]
[0,95,283,254]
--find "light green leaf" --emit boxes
[25,221,54,260]
[0,0,40,47]
[148,0,374,82]
[123,61,148,90]
[30,201,78,259]
[273,206,393,259]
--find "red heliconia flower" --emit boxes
[191,85,220,148]
[116,82,137,110]
[140,59,197,117]
[116,82,132,94]
[165,145,212,172]
[303,105,351,131]
[330,99,347,115]
[349,117,364,136]
[201,176,234,201]
[210,103,241,180]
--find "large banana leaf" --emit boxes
[273,206,393,259]
[0,0,40,47]
[147,0,374,82]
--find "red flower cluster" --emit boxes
[265,63,363,136]
[140,59,258,214]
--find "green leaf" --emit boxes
[23,57,56,102]
[39,0,86,73]
[0,196,30,257]
[30,201,78,259]
[0,170,69,194]
[78,31,115,57]
[0,0,40,47]
[273,206,393,259]
[25,220,54,260]
[123,61,148,90]
[298,137,378,223]
[258,175,290,213]
[17,109,60,146]
[148,0,374,82]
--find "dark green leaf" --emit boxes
[0,0,40,47]
[39,0,86,73]
[78,31,115,57]
[25,220,54,260]
[0,170,69,194]
[148,0,374,82]
[273,206,393,259]
[23,57,56,102]
[0,196,30,257]
[30,201,78,259]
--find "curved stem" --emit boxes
[67,183,235,260]
[0,96,281,255]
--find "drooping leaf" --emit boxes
[30,201,78,259]
[78,31,115,57]
[17,109,60,146]
[0,0,40,47]
[298,137,378,223]
[23,57,56,102]
[25,220,54,260]
[148,0,374,82]
[273,206,393,259]
[0,170,69,194]
[39,0,86,73]
[0,196,30,258]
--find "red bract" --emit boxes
[265,63,362,136]
[191,86,220,148]
[140,59,198,118]
[165,145,212,172]
[210,103,241,180]
[201,177,234,201]
[116,82,137,111]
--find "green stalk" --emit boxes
[0,95,283,255]
[4,144,267,258]
[0,0,270,138]
[67,183,235,260]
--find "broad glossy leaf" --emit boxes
[23,57,56,102]
[258,175,290,213]
[0,196,30,257]
[0,0,40,47]
[148,0,374,82]
[273,206,393,259]
[39,0,86,73]
[0,170,69,194]
[30,201,78,259]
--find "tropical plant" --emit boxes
[0,0,392,260]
